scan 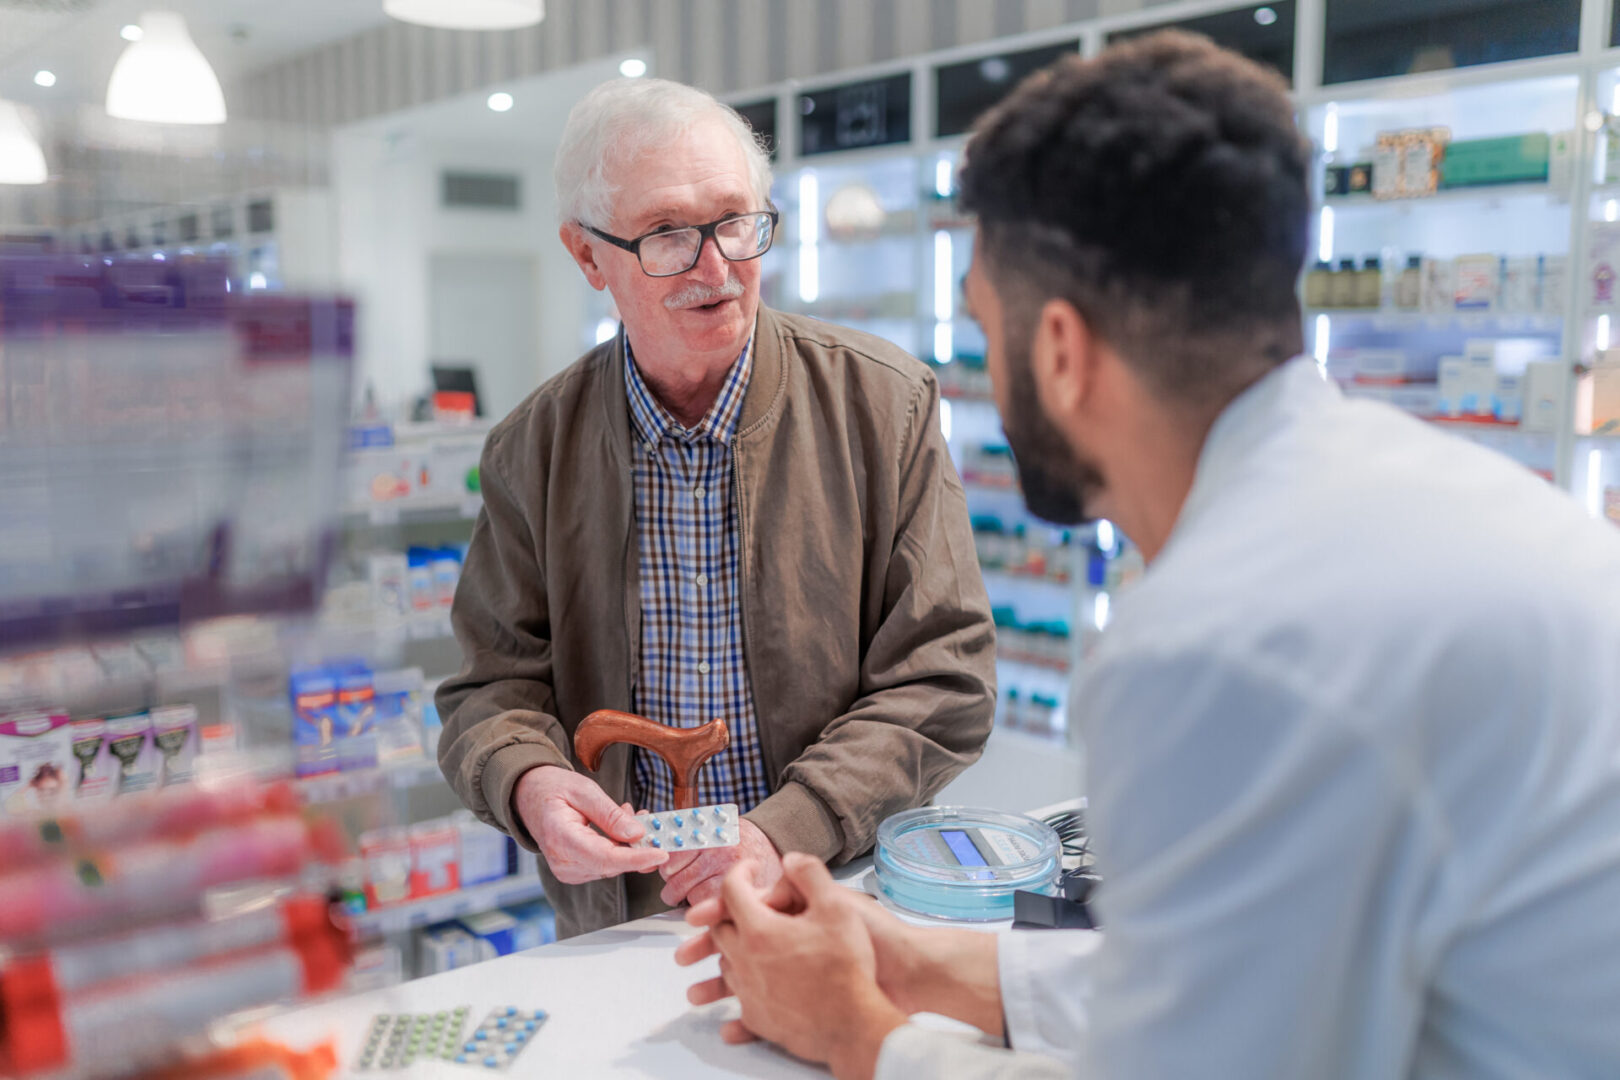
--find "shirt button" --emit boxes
[697,661,710,674]
[693,486,705,499]
[694,573,709,586]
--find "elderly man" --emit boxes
[436,76,995,938]
[676,33,1620,1080]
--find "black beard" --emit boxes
[1001,326,1101,527]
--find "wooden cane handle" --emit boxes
[573,709,729,810]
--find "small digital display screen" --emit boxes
[940,829,988,867]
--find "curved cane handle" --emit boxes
[573,709,729,811]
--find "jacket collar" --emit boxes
[600,304,790,467]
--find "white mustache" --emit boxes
[664,275,745,310]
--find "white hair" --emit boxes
[554,77,774,230]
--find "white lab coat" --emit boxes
[875,359,1620,1079]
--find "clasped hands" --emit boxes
[512,765,783,907]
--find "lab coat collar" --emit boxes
[1164,357,1338,557]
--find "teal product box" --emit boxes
[1440,133,1551,188]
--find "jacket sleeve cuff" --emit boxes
[743,779,845,863]
[480,741,572,852]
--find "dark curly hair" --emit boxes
[959,31,1311,409]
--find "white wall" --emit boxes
[329,56,633,422]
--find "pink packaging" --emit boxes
[0,712,73,818]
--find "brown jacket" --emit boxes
[436,305,995,936]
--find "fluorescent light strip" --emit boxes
[1317,205,1334,264]
[933,321,952,364]
[1323,105,1338,155]
[934,230,953,322]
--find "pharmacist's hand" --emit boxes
[513,766,667,883]
[659,818,781,908]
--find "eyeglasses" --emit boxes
[581,210,779,278]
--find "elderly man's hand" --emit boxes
[512,765,668,883]
[679,855,908,1080]
[658,817,782,908]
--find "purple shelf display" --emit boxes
[0,256,355,652]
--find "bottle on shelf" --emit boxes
[1330,258,1360,309]
[1394,255,1423,311]
[1357,256,1383,309]
[1304,261,1334,308]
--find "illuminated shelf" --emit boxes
[346,876,547,938]
[1324,183,1562,209]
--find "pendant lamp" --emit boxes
[384,0,544,30]
[0,101,47,185]
[106,11,227,125]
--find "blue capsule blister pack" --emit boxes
[631,803,741,852]
[452,1006,549,1070]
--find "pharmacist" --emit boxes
[678,33,1620,1080]
[436,77,996,939]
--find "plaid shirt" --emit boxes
[624,334,772,814]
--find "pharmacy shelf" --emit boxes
[347,876,548,938]
[1323,183,1563,210]
[1306,309,1564,333]
[296,757,448,804]
[980,566,1073,589]
[343,497,483,527]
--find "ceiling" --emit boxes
[0,0,390,110]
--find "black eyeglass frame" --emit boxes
[580,210,780,278]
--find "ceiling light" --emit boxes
[1253,6,1278,25]
[106,12,226,124]
[619,58,647,78]
[0,100,48,185]
[487,91,513,112]
[384,0,543,30]
[120,24,143,41]
[33,70,56,88]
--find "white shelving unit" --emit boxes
[346,875,549,938]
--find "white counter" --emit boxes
[267,802,1082,1078]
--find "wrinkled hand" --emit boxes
[512,765,667,883]
[676,854,907,1080]
[658,817,781,908]
[677,854,927,1014]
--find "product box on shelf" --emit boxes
[360,826,413,908]
[1453,254,1500,311]
[1522,360,1569,433]
[372,666,426,765]
[1501,257,1541,313]
[455,810,512,887]
[503,900,557,949]
[105,709,158,795]
[1422,258,1457,313]
[367,551,410,619]
[1439,133,1550,188]
[333,662,378,773]
[150,704,198,787]
[1587,224,1620,312]
[0,711,73,817]
[456,910,529,960]
[409,818,461,898]
[1576,354,1620,436]
[418,924,483,975]
[68,717,114,802]
[1541,255,1568,315]
[290,667,339,778]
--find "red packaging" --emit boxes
[407,820,460,899]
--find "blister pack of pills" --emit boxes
[631,803,740,852]
[357,1006,470,1069]
[451,1006,549,1070]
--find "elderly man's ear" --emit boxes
[560,223,609,291]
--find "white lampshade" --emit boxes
[0,100,47,185]
[384,0,543,30]
[105,11,226,125]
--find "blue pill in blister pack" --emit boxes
[484,1056,499,1068]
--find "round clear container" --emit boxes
[874,806,1061,921]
